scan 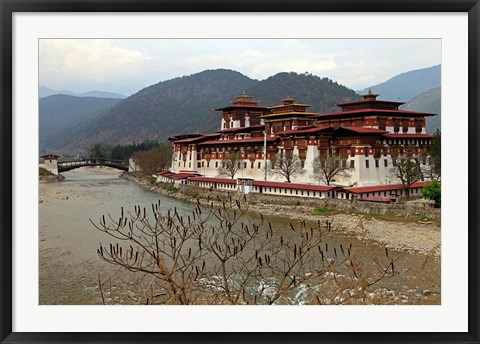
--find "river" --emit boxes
[39,167,440,305]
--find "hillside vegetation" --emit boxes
[43,69,360,154]
[40,95,122,155]
[401,87,441,133]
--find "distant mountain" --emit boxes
[358,65,441,102]
[39,86,126,99]
[40,94,122,154]
[401,87,441,134]
[246,72,360,113]
[43,69,361,154]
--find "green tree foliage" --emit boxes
[86,140,163,161]
[422,180,441,208]
[86,143,114,159]
[429,129,441,178]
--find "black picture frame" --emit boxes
[1,1,479,343]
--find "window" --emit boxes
[415,120,423,133]
[258,162,261,169]
[350,160,355,169]
[375,160,379,168]
[365,160,369,168]
[379,119,386,130]
[215,161,218,168]
[384,159,388,167]
[393,120,400,133]
[197,162,201,168]
[244,162,247,169]
[207,161,210,168]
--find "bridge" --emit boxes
[58,158,129,173]
[41,154,129,175]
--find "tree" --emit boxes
[217,151,242,179]
[422,179,441,207]
[390,148,423,198]
[132,144,172,175]
[270,153,305,183]
[312,153,352,185]
[86,143,113,159]
[91,195,402,305]
[427,129,441,180]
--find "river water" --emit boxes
[39,167,440,305]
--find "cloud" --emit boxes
[39,38,441,96]
[40,39,161,93]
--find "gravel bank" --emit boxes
[248,203,440,258]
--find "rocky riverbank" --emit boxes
[121,172,441,258]
[39,174,65,182]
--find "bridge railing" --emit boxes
[57,158,128,171]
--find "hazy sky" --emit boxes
[39,39,441,97]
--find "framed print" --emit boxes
[1,1,479,343]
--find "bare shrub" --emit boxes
[91,196,404,305]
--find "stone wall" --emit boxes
[123,173,440,221]
[177,184,440,220]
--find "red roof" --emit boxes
[188,177,237,184]
[334,126,387,134]
[358,196,393,203]
[337,99,404,107]
[218,124,265,133]
[276,127,331,135]
[384,134,434,139]
[198,136,279,146]
[214,105,269,111]
[173,133,220,144]
[312,108,436,118]
[253,181,338,192]
[345,181,428,194]
[155,171,198,179]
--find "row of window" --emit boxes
[364,159,389,169]
[181,158,392,170]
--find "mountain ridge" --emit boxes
[42,69,361,154]
[40,67,441,155]
[357,65,441,102]
[39,86,126,99]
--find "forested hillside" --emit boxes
[39,95,122,155]
[44,69,361,154]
